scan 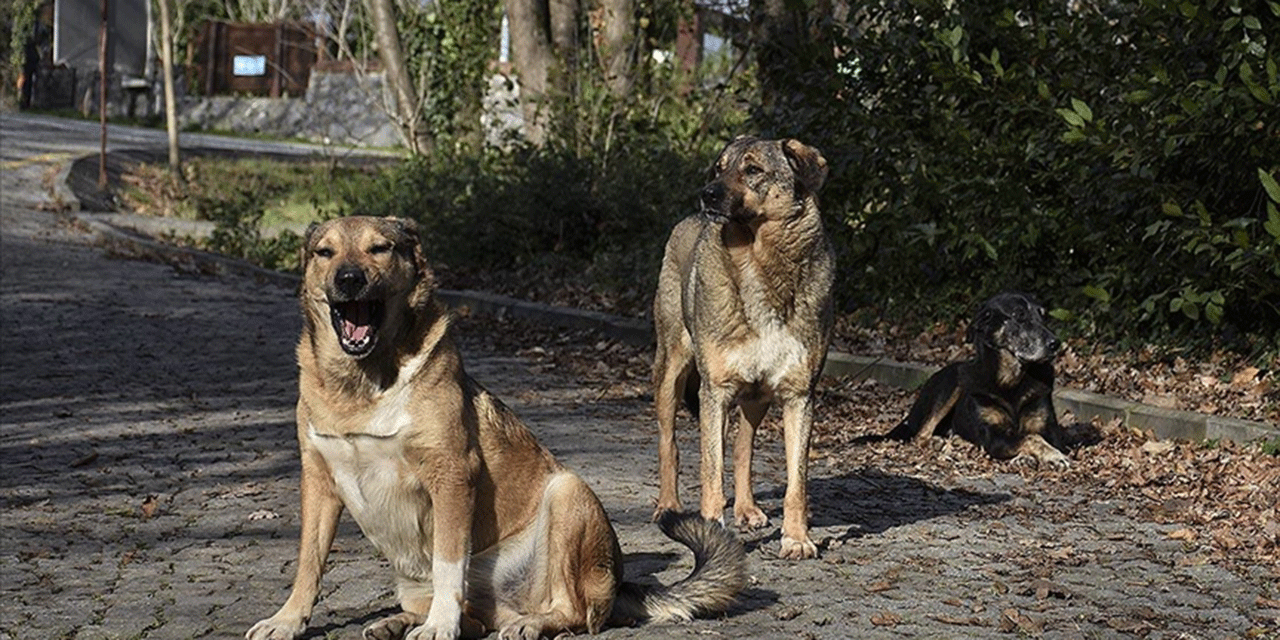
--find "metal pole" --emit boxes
[98,0,109,189]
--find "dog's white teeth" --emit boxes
[343,320,371,343]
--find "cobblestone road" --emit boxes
[2,117,1276,639]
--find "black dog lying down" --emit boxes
[885,292,1070,468]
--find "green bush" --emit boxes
[341,63,751,299]
[282,0,1280,363]
[197,187,303,272]
[758,0,1279,360]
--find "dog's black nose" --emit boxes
[701,183,724,211]
[334,266,367,298]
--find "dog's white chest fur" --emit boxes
[307,396,432,580]
[722,262,807,390]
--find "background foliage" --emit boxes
[787,0,1279,360]
[350,0,1277,362]
[342,50,753,301]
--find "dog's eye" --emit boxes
[369,243,393,255]
[314,247,335,259]
[743,165,764,176]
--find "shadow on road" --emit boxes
[752,467,1010,549]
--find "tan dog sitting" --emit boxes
[652,138,836,559]
[246,216,745,640]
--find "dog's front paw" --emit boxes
[1012,450,1071,471]
[245,614,307,640]
[1039,450,1071,470]
[1010,453,1039,469]
[405,621,461,640]
[733,504,769,530]
[778,535,818,560]
[364,612,424,640]
[497,619,541,640]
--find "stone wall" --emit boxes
[178,69,402,148]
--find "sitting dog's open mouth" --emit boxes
[329,299,385,356]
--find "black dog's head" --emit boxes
[966,292,1060,363]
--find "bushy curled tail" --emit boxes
[611,511,747,624]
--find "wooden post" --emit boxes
[204,22,217,96]
[158,0,181,176]
[271,23,284,98]
[98,0,108,189]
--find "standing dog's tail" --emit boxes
[611,511,747,624]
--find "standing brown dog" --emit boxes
[246,217,745,640]
[652,137,835,560]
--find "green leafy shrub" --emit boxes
[341,62,751,301]
[761,0,1278,360]
[197,187,303,272]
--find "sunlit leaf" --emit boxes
[1258,168,1280,204]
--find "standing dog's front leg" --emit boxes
[778,396,817,559]
[246,446,343,640]
[698,382,733,524]
[732,400,770,529]
[409,450,479,640]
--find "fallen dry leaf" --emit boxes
[140,495,159,520]
[773,606,803,621]
[1167,527,1197,541]
[929,614,984,626]
[1231,366,1260,388]
[1257,596,1280,609]
[999,608,1043,634]
[1021,579,1071,600]
[870,611,902,627]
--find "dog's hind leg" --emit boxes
[732,400,770,530]
[493,472,620,640]
[887,363,962,443]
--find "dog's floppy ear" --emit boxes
[386,216,428,279]
[966,304,998,346]
[300,222,321,271]
[782,139,828,195]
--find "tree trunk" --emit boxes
[505,0,552,143]
[599,0,635,96]
[157,0,182,177]
[365,0,431,153]
[751,0,834,122]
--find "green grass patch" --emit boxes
[119,155,388,229]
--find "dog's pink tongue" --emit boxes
[341,303,372,341]
[343,319,371,342]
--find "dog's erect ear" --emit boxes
[782,139,828,195]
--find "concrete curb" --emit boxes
[50,160,81,212]
[73,212,1278,447]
